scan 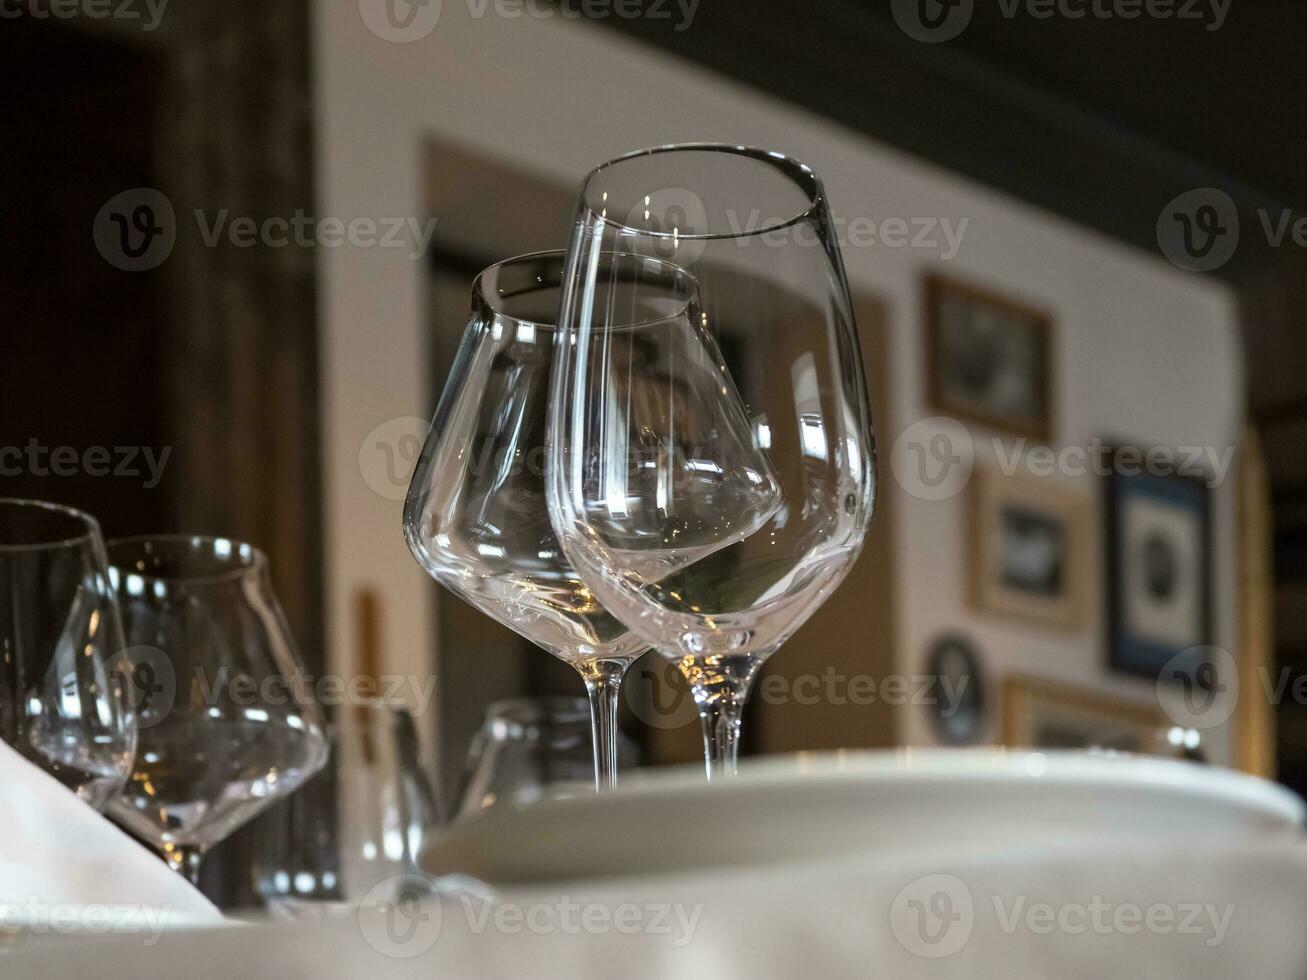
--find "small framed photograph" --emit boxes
[968,467,1094,630]
[926,273,1053,441]
[1002,675,1171,756]
[1105,448,1211,684]
[923,632,988,746]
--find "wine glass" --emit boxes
[253,701,440,917]
[455,697,638,820]
[403,250,654,790]
[105,535,329,883]
[0,499,135,809]
[547,144,877,778]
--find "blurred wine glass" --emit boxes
[0,499,135,809]
[456,697,637,820]
[253,701,440,916]
[106,535,329,883]
[548,144,877,778]
[403,251,651,789]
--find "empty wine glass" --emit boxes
[105,535,329,883]
[0,499,135,809]
[548,144,877,778]
[404,250,653,789]
[253,701,440,917]
[455,697,638,820]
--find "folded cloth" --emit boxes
[7,835,1307,977]
[0,740,221,943]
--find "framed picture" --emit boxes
[1105,447,1212,685]
[1002,675,1172,756]
[925,273,1053,441]
[968,467,1094,630]
[923,633,988,746]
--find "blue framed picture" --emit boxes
[1105,448,1211,685]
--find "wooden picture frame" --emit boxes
[925,273,1054,442]
[1104,444,1213,685]
[967,466,1095,630]
[1002,675,1173,756]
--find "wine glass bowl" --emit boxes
[106,535,329,882]
[0,498,135,810]
[548,145,877,777]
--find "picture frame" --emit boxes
[1104,445,1212,686]
[967,466,1095,630]
[925,273,1054,442]
[923,632,988,746]
[1002,675,1173,756]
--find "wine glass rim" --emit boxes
[106,533,268,585]
[474,249,698,330]
[0,497,102,552]
[578,142,824,242]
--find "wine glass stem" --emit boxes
[680,653,762,781]
[165,844,205,886]
[579,658,628,791]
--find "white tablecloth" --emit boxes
[8,836,1307,978]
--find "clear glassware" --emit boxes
[253,701,440,917]
[105,535,329,883]
[548,144,877,779]
[455,697,638,820]
[403,250,650,790]
[0,499,135,809]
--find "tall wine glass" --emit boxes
[548,145,877,779]
[404,251,654,790]
[0,499,135,809]
[105,535,329,883]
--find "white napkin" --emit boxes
[0,740,221,944]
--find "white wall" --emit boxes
[313,1,1242,761]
